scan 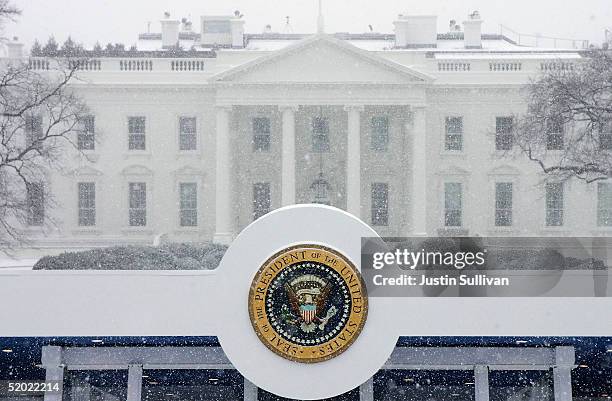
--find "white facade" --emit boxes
[7,13,605,252]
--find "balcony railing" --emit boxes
[26,57,210,73]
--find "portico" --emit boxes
[211,34,432,243]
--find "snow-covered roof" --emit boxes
[433,52,583,60]
[136,32,584,55]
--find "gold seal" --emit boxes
[249,244,368,363]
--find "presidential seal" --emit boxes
[249,244,368,363]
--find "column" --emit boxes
[243,378,258,401]
[553,346,574,401]
[127,364,143,401]
[281,106,297,206]
[42,346,64,401]
[345,105,363,218]
[411,106,427,236]
[553,367,572,401]
[474,365,490,401]
[214,106,233,244]
[359,377,374,401]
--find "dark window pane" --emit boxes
[78,182,96,226]
[371,183,389,226]
[312,117,330,152]
[545,182,564,226]
[128,117,146,133]
[253,117,271,151]
[78,133,95,150]
[597,183,612,226]
[26,182,44,226]
[179,117,197,151]
[445,116,463,151]
[129,182,146,226]
[128,117,146,150]
[371,116,389,151]
[600,134,612,150]
[546,133,564,150]
[179,183,197,227]
[129,134,146,150]
[179,134,197,151]
[179,117,196,133]
[444,183,462,227]
[495,182,513,227]
[253,182,271,220]
[496,117,514,150]
[25,114,43,149]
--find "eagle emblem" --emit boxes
[282,274,338,333]
[249,244,368,363]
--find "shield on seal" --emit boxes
[300,304,316,324]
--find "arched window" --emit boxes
[311,173,331,205]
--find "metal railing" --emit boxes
[500,25,589,49]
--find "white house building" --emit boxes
[4,9,608,255]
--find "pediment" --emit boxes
[121,165,154,176]
[436,165,471,176]
[488,165,521,176]
[212,35,433,85]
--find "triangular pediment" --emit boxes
[436,165,471,176]
[212,35,433,84]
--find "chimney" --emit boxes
[393,15,437,48]
[463,11,483,49]
[6,36,24,59]
[230,17,245,48]
[160,12,180,48]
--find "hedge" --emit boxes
[33,243,227,270]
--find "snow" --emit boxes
[0,257,38,270]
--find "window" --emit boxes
[78,182,96,226]
[599,117,612,151]
[179,117,197,151]
[546,117,564,150]
[253,183,271,221]
[128,182,147,226]
[25,114,43,149]
[597,183,612,227]
[312,117,330,152]
[371,183,389,226]
[311,174,331,205]
[77,116,95,151]
[371,116,389,151]
[179,183,198,227]
[128,117,146,150]
[253,117,271,151]
[495,117,514,151]
[545,182,564,226]
[445,116,463,151]
[444,182,462,227]
[26,182,44,226]
[495,182,513,227]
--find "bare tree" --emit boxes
[0,3,90,246]
[511,51,612,183]
[0,0,19,26]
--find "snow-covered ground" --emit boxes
[0,257,37,270]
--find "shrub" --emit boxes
[33,243,227,270]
